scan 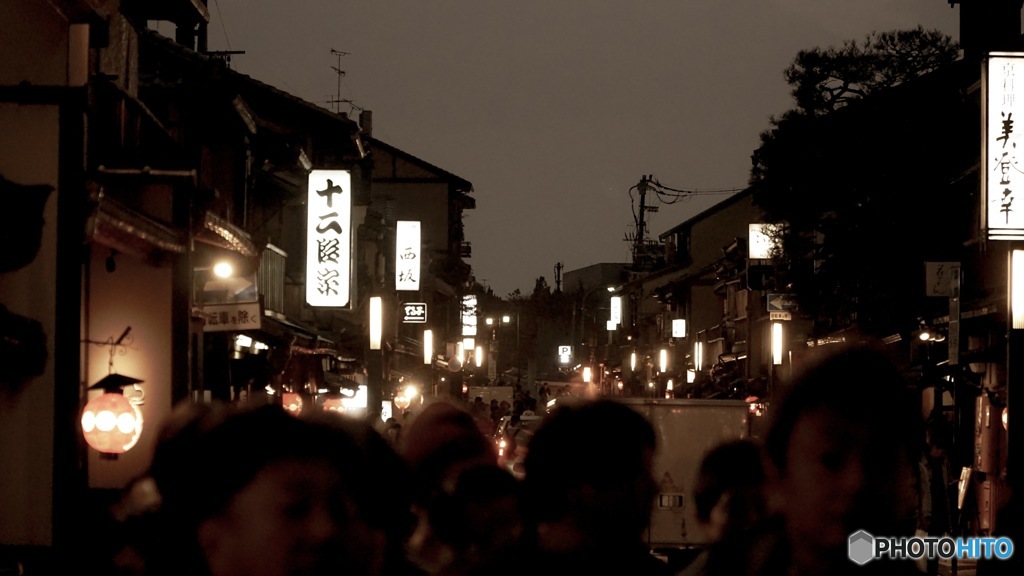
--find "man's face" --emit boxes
[199,459,385,576]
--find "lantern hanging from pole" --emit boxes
[81,373,144,454]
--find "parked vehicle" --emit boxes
[618,398,756,548]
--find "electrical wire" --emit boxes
[647,177,743,204]
[626,176,744,250]
[212,0,232,52]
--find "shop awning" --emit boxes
[197,211,259,259]
[86,188,187,264]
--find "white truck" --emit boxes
[618,398,756,548]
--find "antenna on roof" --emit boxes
[328,49,350,114]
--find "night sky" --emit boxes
[176,1,965,296]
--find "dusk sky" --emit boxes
[179,1,964,297]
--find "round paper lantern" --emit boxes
[393,394,411,411]
[81,392,143,454]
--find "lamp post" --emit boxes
[575,285,616,379]
[485,315,512,383]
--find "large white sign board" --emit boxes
[985,54,1024,240]
[306,170,352,306]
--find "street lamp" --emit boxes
[576,285,617,379]
[485,315,512,382]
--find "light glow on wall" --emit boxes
[306,170,351,306]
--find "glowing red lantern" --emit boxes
[282,392,304,414]
[81,374,144,454]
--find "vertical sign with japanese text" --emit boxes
[306,170,352,307]
[985,54,1024,240]
[925,261,960,297]
[462,295,477,336]
[396,221,421,291]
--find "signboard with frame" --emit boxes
[984,53,1024,240]
[402,303,427,324]
[306,170,352,307]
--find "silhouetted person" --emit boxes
[398,400,499,574]
[121,401,417,576]
[522,398,671,576]
[918,417,953,576]
[425,464,529,576]
[679,439,768,576]
[699,345,922,576]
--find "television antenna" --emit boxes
[328,49,350,114]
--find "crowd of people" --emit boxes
[97,344,1021,576]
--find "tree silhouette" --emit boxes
[749,29,974,338]
[783,26,960,116]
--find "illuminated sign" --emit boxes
[557,345,572,364]
[610,296,622,326]
[985,54,1024,240]
[306,170,351,306]
[672,318,686,338]
[403,303,427,323]
[396,220,421,291]
[748,223,780,260]
[462,295,477,336]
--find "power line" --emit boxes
[212,0,232,51]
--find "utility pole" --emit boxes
[636,175,648,255]
[630,175,659,268]
[554,261,563,293]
